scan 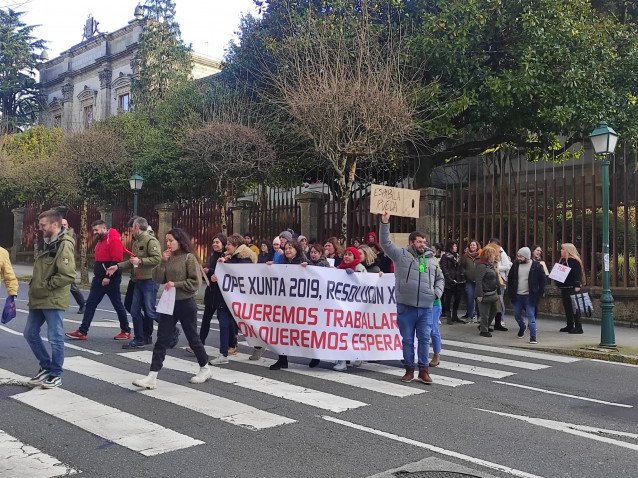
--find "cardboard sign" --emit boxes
[549,262,571,283]
[370,185,420,218]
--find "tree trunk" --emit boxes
[79,198,89,286]
[337,158,358,246]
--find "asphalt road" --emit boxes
[1,285,637,478]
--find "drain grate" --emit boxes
[394,472,481,478]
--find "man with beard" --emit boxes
[65,220,131,340]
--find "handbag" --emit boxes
[571,292,593,317]
[1,296,16,324]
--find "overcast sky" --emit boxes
[8,0,260,61]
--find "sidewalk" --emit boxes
[11,263,638,364]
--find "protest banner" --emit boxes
[216,263,403,361]
[369,184,420,218]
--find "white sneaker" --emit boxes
[249,347,265,361]
[133,372,157,390]
[351,360,362,367]
[190,366,212,384]
[333,360,347,371]
[208,355,229,365]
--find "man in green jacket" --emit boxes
[24,209,76,389]
[107,216,165,349]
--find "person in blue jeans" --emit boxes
[379,211,444,384]
[107,217,163,349]
[429,296,442,367]
[25,209,77,389]
[507,247,546,344]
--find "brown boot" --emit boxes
[401,367,414,382]
[429,353,440,367]
[418,367,433,384]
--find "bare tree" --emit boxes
[59,129,131,284]
[264,1,419,242]
[183,122,276,234]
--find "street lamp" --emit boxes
[588,121,618,348]
[129,173,144,216]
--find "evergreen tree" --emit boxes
[0,9,46,133]
[132,0,192,113]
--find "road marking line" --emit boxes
[0,428,79,477]
[358,362,474,387]
[0,325,101,356]
[0,368,203,456]
[443,349,549,370]
[432,361,516,378]
[591,359,638,368]
[122,351,367,413]
[64,318,119,328]
[64,357,295,430]
[476,409,638,451]
[444,339,580,363]
[229,352,426,397]
[322,416,543,478]
[492,381,633,408]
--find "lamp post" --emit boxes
[588,121,618,348]
[129,173,144,216]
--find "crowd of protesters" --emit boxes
[14,208,587,390]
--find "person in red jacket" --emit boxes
[65,220,131,340]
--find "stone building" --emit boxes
[36,6,221,132]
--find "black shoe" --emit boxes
[270,355,288,370]
[461,314,469,319]
[517,326,526,338]
[309,359,320,368]
[77,305,86,315]
[560,326,574,333]
[145,335,153,345]
[568,325,583,334]
[494,324,508,331]
[168,328,181,348]
[479,331,492,337]
[453,318,468,324]
[477,325,494,332]
[446,317,454,325]
[122,340,145,349]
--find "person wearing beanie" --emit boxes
[274,231,293,264]
[507,247,546,344]
[243,232,260,256]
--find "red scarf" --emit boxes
[338,247,362,270]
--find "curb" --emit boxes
[531,346,638,365]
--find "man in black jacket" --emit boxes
[507,247,546,344]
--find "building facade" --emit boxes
[37,8,221,132]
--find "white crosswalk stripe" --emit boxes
[0,428,79,477]
[64,356,295,430]
[358,362,474,387]
[121,351,369,412]
[228,352,428,397]
[444,339,581,363]
[1,369,203,457]
[442,349,550,370]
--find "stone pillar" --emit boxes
[155,202,176,250]
[295,191,327,242]
[416,187,447,244]
[61,82,74,132]
[10,207,25,262]
[99,204,114,229]
[230,201,253,236]
[98,67,112,120]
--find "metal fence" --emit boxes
[436,143,638,288]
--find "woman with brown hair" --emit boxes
[556,243,586,334]
[323,237,343,267]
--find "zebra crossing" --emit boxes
[0,325,581,477]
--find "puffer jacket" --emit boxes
[0,247,18,296]
[28,228,77,310]
[379,222,444,308]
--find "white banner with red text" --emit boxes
[216,263,403,361]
